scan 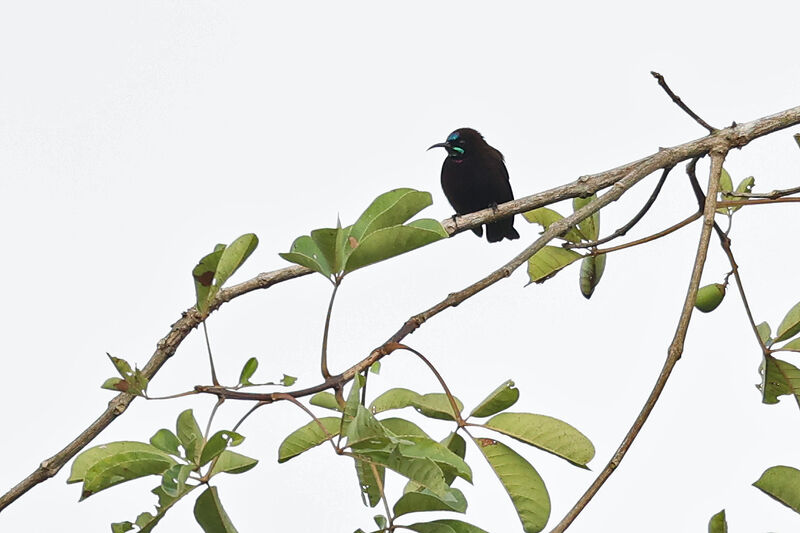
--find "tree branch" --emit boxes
[566,166,673,249]
[651,71,717,133]
[550,148,728,532]
[3,104,799,512]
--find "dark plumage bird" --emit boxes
[428,128,520,242]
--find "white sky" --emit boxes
[1,2,799,532]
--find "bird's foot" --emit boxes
[489,202,499,213]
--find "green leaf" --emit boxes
[199,431,244,467]
[475,438,550,533]
[527,246,582,284]
[281,374,297,386]
[348,188,433,245]
[779,338,800,352]
[111,522,135,533]
[753,465,800,514]
[469,380,520,418]
[708,509,727,533]
[370,361,381,374]
[775,300,800,343]
[105,354,148,397]
[68,442,177,500]
[728,176,756,212]
[343,220,447,273]
[213,233,258,290]
[310,391,343,412]
[101,377,128,393]
[795,133,800,149]
[408,520,489,533]
[405,522,456,533]
[719,167,733,192]
[194,486,239,533]
[193,246,225,315]
[354,458,384,508]
[363,448,448,497]
[278,417,340,463]
[370,388,463,421]
[483,412,595,467]
[345,405,389,448]
[579,253,606,299]
[522,208,584,243]
[381,418,430,439]
[120,483,199,533]
[68,441,175,484]
[150,429,181,456]
[716,168,735,214]
[394,437,472,483]
[310,226,346,275]
[374,515,388,529]
[756,321,772,346]
[177,409,204,464]
[370,388,423,413]
[279,235,333,279]
[394,487,468,517]
[209,450,258,476]
[238,357,258,386]
[573,194,599,241]
[341,374,365,437]
[161,464,193,498]
[759,355,800,404]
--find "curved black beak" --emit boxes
[427,142,450,151]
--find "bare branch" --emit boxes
[550,147,729,532]
[651,71,717,133]
[566,166,673,249]
[3,104,799,512]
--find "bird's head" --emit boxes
[427,128,484,160]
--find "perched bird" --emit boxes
[428,128,520,242]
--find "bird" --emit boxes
[428,128,520,242]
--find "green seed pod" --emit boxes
[695,283,726,313]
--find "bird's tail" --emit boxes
[486,217,519,242]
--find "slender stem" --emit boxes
[651,71,717,133]
[231,401,267,433]
[202,321,220,386]
[717,197,800,207]
[390,343,465,426]
[595,212,701,255]
[204,398,224,440]
[726,184,800,199]
[144,390,199,400]
[5,106,800,511]
[550,148,728,533]
[272,393,340,453]
[370,461,394,530]
[321,278,341,379]
[566,166,672,249]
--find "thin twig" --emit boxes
[726,184,800,199]
[390,343,465,426]
[272,393,340,453]
[685,164,769,355]
[550,148,728,533]
[204,398,225,440]
[566,166,673,249]
[651,71,717,133]
[717,197,800,207]
[369,461,394,530]
[231,401,267,433]
[594,212,701,255]
[4,104,800,511]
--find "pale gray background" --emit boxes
[2,2,799,532]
